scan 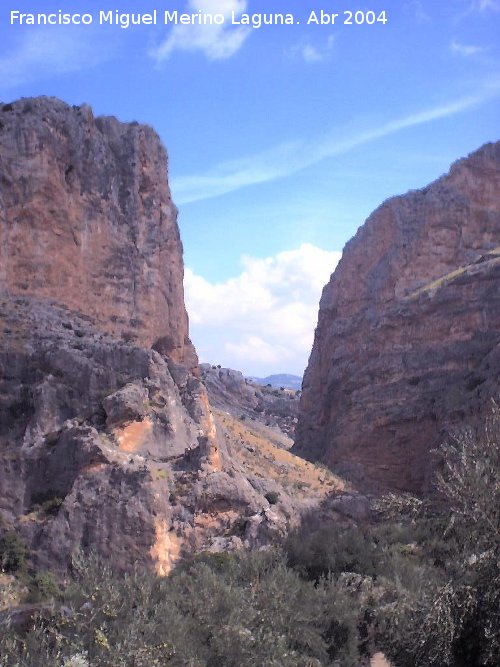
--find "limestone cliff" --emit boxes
[294,142,500,492]
[0,97,196,366]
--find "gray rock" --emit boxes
[103,383,149,425]
[330,494,371,521]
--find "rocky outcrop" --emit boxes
[0,97,196,366]
[0,297,219,572]
[0,297,346,572]
[200,364,299,438]
[294,142,500,492]
[0,97,208,571]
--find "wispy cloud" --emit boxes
[172,79,500,204]
[185,244,341,375]
[456,0,500,21]
[287,35,335,64]
[478,0,500,11]
[0,28,112,90]
[450,40,487,57]
[404,1,431,24]
[150,0,250,62]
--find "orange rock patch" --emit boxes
[150,518,181,576]
[113,417,153,453]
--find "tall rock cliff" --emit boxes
[0,96,196,366]
[294,142,500,492]
[0,97,216,572]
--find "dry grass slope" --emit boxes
[215,409,347,502]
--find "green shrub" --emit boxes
[376,406,500,667]
[265,491,280,505]
[285,523,380,581]
[0,531,27,573]
[40,497,64,516]
[28,571,62,602]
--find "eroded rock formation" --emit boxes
[295,142,500,492]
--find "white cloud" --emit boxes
[0,28,112,90]
[299,44,323,64]
[184,243,341,375]
[150,0,250,62]
[172,78,500,204]
[450,40,487,56]
[288,35,335,64]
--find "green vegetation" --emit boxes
[0,531,27,573]
[286,523,380,581]
[0,407,498,666]
[28,571,62,603]
[375,406,500,667]
[264,491,280,505]
[40,497,64,516]
[0,550,361,667]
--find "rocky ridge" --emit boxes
[295,142,500,492]
[200,363,300,439]
[247,373,303,391]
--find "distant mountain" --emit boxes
[248,374,303,391]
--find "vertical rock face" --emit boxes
[0,97,196,366]
[294,143,500,492]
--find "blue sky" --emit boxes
[1,0,499,374]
